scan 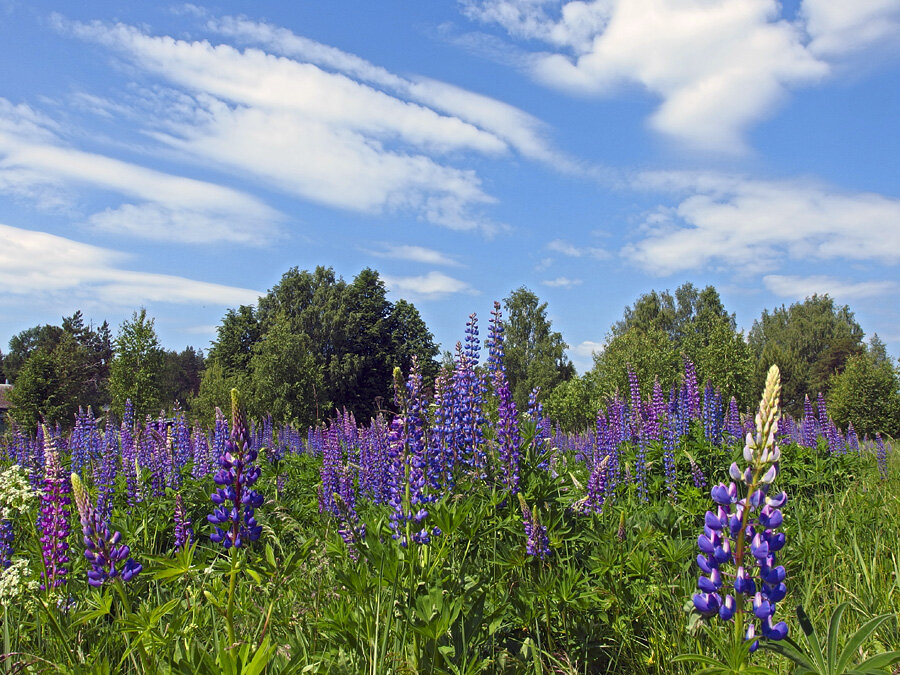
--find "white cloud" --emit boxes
[382,271,478,299]
[464,0,829,151]
[570,339,605,358]
[763,275,898,301]
[367,244,462,267]
[542,276,583,288]
[206,15,580,170]
[0,97,281,244]
[0,223,261,306]
[802,0,900,56]
[547,237,609,259]
[624,171,900,274]
[58,18,541,233]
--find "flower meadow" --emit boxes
[0,308,899,674]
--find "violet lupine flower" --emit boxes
[702,382,723,444]
[71,473,141,587]
[663,416,678,501]
[38,431,71,590]
[689,456,707,490]
[585,455,610,514]
[486,301,506,380]
[846,422,859,455]
[518,494,550,560]
[876,433,888,480]
[208,390,264,549]
[693,365,788,650]
[0,519,12,569]
[724,397,742,444]
[528,388,551,468]
[174,493,194,552]
[94,417,118,522]
[627,367,643,441]
[319,425,343,516]
[801,395,818,448]
[683,357,701,421]
[495,381,521,494]
[644,379,666,444]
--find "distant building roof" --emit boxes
[0,384,12,410]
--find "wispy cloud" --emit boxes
[460,0,899,152]
[763,275,898,301]
[55,17,553,234]
[366,243,462,267]
[547,238,609,259]
[382,271,478,300]
[0,98,281,245]
[0,222,262,306]
[542,276,583,288]
[624,171,900,274]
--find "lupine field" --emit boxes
[1,307,899,674]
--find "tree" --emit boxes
[159,347,205,408]
[204,266,439,427]
[827,350,900,437]
[5,324,64,382]
[748,295,864,416]
[109,309,164,420]
[543,375,598,432]
[590,284,751,404]
[7,333,87,432]
[503,287,574,409]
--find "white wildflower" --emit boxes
[0,464,35,521]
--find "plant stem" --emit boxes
[226,546,239,650]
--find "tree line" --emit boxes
[2,270,898,437]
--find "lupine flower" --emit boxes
[38,432,71,591]
[495,380,521,495]
[663,416,678,501]
[584,455,610,514]
[208,390,264,549]
[174,493,194,552]
[683,357,701,421]
[724,397,742,444]
[693,365,788,650]
[0,520,12,569]
[518,494,550,560]
[875,433,888,480]
[846,422,859,454]
[71,473,141,587]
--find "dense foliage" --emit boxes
[0,310,897,674]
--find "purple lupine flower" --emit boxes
[208,390,264,549]
[627,367,642,441]
[71,473,141,587]
[693,365,788,650]
[585,455,610,514]
[38,431,71,590]
[94,417,118,522]
[875,433,888,479]
[663,415,678,501]
[683,357,701,421]
[191,422,212,480]
[724,397,742,444]
[486,301,506,380]
[846,422,859,455]
[518,494,550,560]
[689,455,706,490]
[319,425,342,516]
[644,379,665,444]
[387,362,438,547]
[702,381,723,444]
[174,492,194,552]
[528,388,551,468]
[801,395,818,448]
[495,381,521,494]
[0,519,12,569]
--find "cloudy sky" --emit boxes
[0,0,898,371]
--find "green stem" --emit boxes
[226,546,239,650]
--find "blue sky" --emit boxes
[0,0,898,372]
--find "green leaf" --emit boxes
[836,613,897,674]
